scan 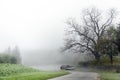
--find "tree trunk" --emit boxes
[94,52,100,63]
[109,53,113,65]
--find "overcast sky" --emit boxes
[0,0,120,51]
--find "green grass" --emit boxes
[78,56,120,80]
[0,71,68,80]
[0,64,39,76]
[0,64,69,80]
[92,69,120,80]
[99,72,120,80]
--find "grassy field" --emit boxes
[91,57,120,80]
[0,64,68,80]
[92,68,120,80]
[86,68,120,80]
[78,56,120,80]
[99,72,120,80]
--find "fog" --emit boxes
[0,0,120,70]
[21,49,87,70]
[21,49,86,65]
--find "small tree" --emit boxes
[102,26,118,64]
[114,24,120,52]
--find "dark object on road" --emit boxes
[60,65,75,70]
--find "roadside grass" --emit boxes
[98,71,120,80]
[0,63,39,76]
[0,71,68,80]
[78,56,120,80]
[0,64,69,80]
[90,67,120,80]
[89,56,120,80]
[84,68,120,80]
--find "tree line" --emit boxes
[0,46,21,64]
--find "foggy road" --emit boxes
[48,71,99,80]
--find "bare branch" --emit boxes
[62,7,116,61]
[100,9,116,37]
[67,20,97,45]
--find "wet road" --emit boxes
[48,71,99,80]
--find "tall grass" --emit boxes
[99,72,120,80]
[0,71,68,80]
[0,64,39,76]
[0,64,69,80]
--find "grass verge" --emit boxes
[0,64,69,80]
[92,69,120,80]
[0,71,68,80]
[99,71,120,80]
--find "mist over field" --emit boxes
[0,0,120,71]
[19,49,87,71]
[21,49,85,66]
[0,0,120,80]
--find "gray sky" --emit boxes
[0,0,120,51]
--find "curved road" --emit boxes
[48,71,99,80]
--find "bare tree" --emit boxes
[62,8,116,62]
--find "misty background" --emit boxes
[0,0,120,68]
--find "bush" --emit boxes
[10,56,17,64]
[0,54,18,64]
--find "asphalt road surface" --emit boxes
[48,71,99,80]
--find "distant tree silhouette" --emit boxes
[12,46,21,64]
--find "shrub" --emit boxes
[0,54,18,64]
